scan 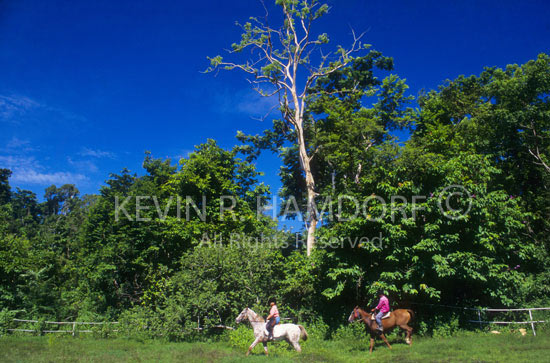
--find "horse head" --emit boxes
[348,305,359,323]
[236,307,249,324]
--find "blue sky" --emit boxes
[1,0,549,199]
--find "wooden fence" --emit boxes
[410,302,550,336]
[8,319,119,336]
[9,310,547,337]
[7,316,294,336]
[468,307,550,336]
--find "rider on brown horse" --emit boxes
[348,305,414,353]
[371,290,389,332]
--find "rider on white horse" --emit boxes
[265,298,280,339]
[235,306,308,356]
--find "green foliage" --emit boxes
[227,325,252,350]
[1,49,550,344]
[302,55,549,312]
[0,308,15,335]
[431,314,461,338]
[0,169,12,205]
[302,318,329,341]
[118,305,163,341]
[331,322,366,343]
[142,243,284,340]
[33,318,46,336]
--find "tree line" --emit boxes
[1,0,549,339]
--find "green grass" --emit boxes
[1,330,549,362]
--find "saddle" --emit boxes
[370,311,391,320]
[264,320,279,337]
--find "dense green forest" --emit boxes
[1,52,549,339]
[1,0,549,341]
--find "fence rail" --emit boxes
[409,303,550,336]
[8,308,549,337]
[8,319,119,336]
[468,307,550,336]
[7,316,291,336]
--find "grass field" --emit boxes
[1,330,549,362]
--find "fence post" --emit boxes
[477,309,482,330]
[72,322,76,337]
[528,309,536,337]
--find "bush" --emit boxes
[91,321,117,339]
[330,322,369,351]
[227,325,254,350]
[412,307,474,337]
[0,308,15,336]
[303,318,329,341]
[118,305,162,341]
[33,318,47,336]
[431,314,460,338]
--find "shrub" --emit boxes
[303,318,329,341]
[0,308,15,336]
[330,322,368,351]
[118,305,161,341]
[432,314,460,338]
[227,325,254,350]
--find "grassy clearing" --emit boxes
[1,330,549,362]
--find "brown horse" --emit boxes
[348,306,414,353]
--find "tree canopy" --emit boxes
[1,1,549,340]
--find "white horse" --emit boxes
[235,307,308,356]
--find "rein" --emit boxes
[354,308,371,324]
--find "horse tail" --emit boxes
[298,325,308,341]
[407,309,415,323]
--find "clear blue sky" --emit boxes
[1,0,549,199]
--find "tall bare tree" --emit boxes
[207,0,367,256]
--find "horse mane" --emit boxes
[356,306,373,325]
[357,306,370,316]
[248,308,265,322]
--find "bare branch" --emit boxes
[528,148,550,174]
[308,144,322,162]
[526,121,550,175]
[251,102,280,122]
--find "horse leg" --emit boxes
[262,342,268,356]
[246,337,261,356]
[401,324,413,345]
[291,341,302,353]
[380,333,392,350]
[369,337,375,353]
[286,330,302,353]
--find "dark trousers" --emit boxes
[266,318,276,333]
[266,316,279,334]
